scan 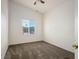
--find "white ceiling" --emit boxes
[12,0,68,13]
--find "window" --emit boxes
[22,19,35,34]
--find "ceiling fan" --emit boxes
[34,0,45,5]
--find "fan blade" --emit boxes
[34,1,36,5]
[40,0,45,4]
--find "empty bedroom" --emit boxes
[1,0,78,59]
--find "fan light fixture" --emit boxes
[34,0,45,5]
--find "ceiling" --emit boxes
[12,0,68,13]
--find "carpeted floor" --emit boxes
[4,41,74,59]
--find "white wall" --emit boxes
[9,1,43,45]
[43,0,75,52]
[1,0,8,59]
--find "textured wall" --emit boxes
[9,1,43,45]
[43,0,75,52]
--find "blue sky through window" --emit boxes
[22,20,35,27]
